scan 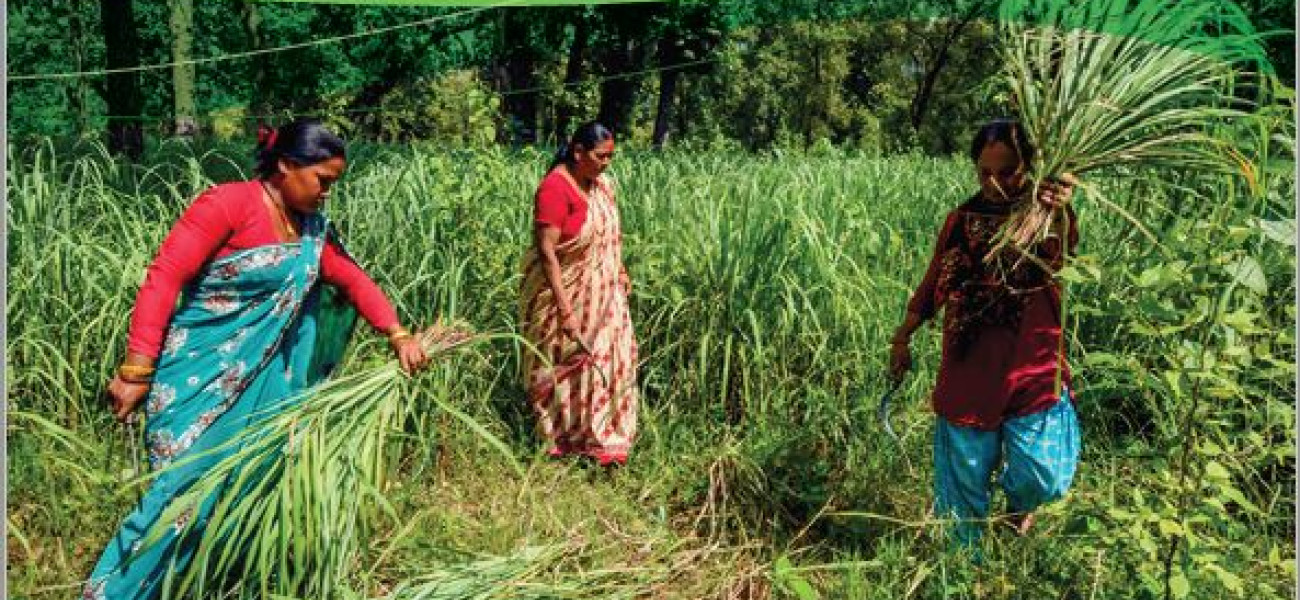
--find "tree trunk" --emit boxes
[499,10,539,144]
[909,0,987,132]
[242,0,268,119]
[554,10,589,144]
[169,0,199,137]
[100,0,144,159]
[806,41,821,148]
[651,37,680,151]
[68,3,91,136]
[596,38,647,138]
[674,76,691,141]
[504,58,539,143]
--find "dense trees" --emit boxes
[7,1,1292,157]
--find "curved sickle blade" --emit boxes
[573,336,609,387]
[878,378,904,444]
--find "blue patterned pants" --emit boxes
[933,390,1081,546]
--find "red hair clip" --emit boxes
[257,124,278,149]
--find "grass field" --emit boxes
[6,138,1295,599]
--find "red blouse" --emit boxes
[907,199,1080,430]
[127,181,400,359]
[533,169,588,241]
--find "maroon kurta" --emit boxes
[907,196,1079,430]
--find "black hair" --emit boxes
[549,121,615,170]
[254,119,347,179]
[969,118,1034,170]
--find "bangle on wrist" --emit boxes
[388,327,413,343]
[117,370,154,385]
[118,364,155,379]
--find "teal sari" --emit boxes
[81,214,356,600]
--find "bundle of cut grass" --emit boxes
[373,543,653,600]
[993,0,1274,253]
[136,321,525,599]
[375,546,568,600]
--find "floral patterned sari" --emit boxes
[82,213,355,600]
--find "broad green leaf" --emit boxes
[1169,574,1191,599]
[1138,534,1159,558]
[1157,519,1183,537]
[1224,255,1267,295]
[1201,462,1232,480]
[1057,264,1089,283]
[1082,352,1120,367]
[773,556,821,600]
[1207,565,1244,594]
[1254,218,1296,246]
[1220,486,1262,515]
[1221,311,1261,333]
[1136,265,1164,288]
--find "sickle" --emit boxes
[878,377,904,444]
[572,336,609,388]
[123,418,144,503]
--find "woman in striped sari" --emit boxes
[84,120,430,599]
[520,122,639,467]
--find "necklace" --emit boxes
[259,181,300,241]
[559,165,598,202]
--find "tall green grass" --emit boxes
[7,137,1294,598]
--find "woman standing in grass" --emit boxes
[85,119,430,600]
[520,121,639,467]
[889,119,1079,545]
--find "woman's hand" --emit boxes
[888,315,922,382]
[1036,175,1076,209]
[107,375,151,422]
[559,310,591,357]
[888,340,912,383]
[389,329,430,374]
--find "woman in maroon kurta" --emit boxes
[890,119,1081,545]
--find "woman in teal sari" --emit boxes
[83,120,429,600]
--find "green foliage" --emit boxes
[367,70,503,145]
[7,2,1290,154]
[8,1,106,138]
[671,18,999,153]
[7,139,1293,598]
[994,0,1276,250]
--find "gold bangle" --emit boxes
[388,328,413,343]
[117,369,154,384]
[118,364,155,377]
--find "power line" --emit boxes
[12,0,729,133]
[500,57,715,97]
[21,57,724,125]
[8,2,522,82]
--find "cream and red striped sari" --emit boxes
[520,174,638,463]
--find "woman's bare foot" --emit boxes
[1005,512,1035,536]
